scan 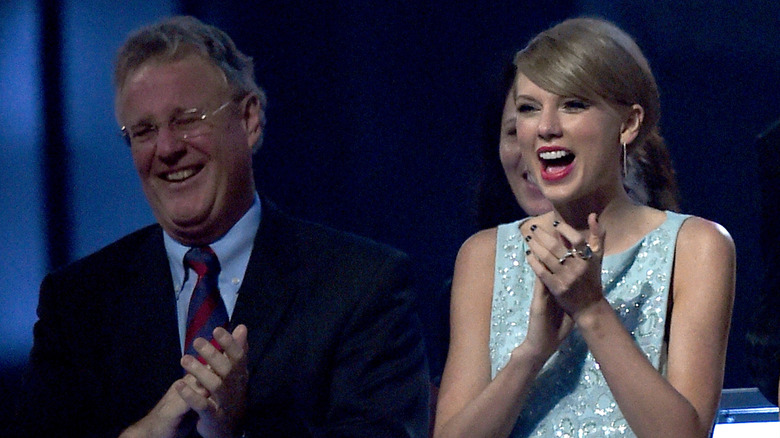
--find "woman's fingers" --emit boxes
[586,212,605,254]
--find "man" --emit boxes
[17,16,429,437]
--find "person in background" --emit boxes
[746,118,780,413]
[475,61,555,231]
[435,17,735,437]
[746,256,780,410]
[16,15,429,438]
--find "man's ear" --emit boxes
[242,94,264,149]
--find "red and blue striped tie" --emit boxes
[183,246,229,363]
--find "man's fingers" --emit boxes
[232,324,249,353]
[181,353,222,390]
[175,378,214,414]
[213,325,248,363]
[182,373,210,398]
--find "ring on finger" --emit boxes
[574,244,593,260]
[558,250,575,264]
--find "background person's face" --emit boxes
[499,91,552,216]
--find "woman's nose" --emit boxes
[537,107,562,140]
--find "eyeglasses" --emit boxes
[120,100,234,148]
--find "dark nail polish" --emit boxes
[525,235,532,242]
[552,220,560,227]
[525,249,531,256]
[530,224,538,232]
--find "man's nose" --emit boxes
[154,125,187,160]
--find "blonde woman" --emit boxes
[435,18,735,438]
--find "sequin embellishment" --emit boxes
[489,212,689,437]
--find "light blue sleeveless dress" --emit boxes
[490,211,689,437]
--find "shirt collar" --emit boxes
[164,194,262,290]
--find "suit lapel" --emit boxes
[113,227,183,389]
[232,201,304,371]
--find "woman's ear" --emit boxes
[620,104,644,145]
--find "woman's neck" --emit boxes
[552,187,635,229]
[551,190,654,255]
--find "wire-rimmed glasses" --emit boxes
[120,100,233,148]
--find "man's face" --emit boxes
[116,54,262,245]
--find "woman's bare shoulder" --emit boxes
[453,227,503,286]
[459,227,499,257]
[673,215,736,301]
[677,215,735,254]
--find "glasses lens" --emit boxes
[123,101,231,146]
[128,124,157,145]
[172,109,209,140]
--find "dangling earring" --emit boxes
[621,142,627,177]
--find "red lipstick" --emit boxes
[537,146,575,182]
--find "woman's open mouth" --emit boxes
[538,147,575,181]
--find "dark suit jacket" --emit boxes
[16,201,430,437]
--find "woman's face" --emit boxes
[499,91,552,216]
[512,74,638,205]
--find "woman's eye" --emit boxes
[563,100,590,111]
[516,103,536,113]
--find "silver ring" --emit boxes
[558,250,575,264]
[574,244,593,260]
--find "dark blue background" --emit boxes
[2,0,778,425]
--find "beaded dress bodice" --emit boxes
[490,212,689,437]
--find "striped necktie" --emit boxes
[183,246,229,362]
